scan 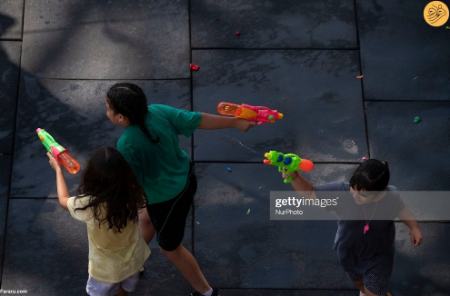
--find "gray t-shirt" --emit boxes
[315,182,404,261]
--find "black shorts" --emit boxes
[147,169,197,251]
[343,252,393,296]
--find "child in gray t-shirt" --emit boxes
[284,159,422,296]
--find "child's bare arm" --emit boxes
[288,172,316,199]
[47,152,69,210]
[198,113,255,132]
[399,207,422,246]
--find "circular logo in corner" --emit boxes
[424,1,449,27]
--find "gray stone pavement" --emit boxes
[0,1,449,295]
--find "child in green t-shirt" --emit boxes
[105,82,255,296]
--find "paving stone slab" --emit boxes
[21,0,189,79]
[357,0,450,100]
[11,77,191,197]
[0,0,24,40]
[1,199,88,295]
[220,232,450,296]
[193,50,367,162]
[0,155,10,198]
[0,41,21,153]
[191,0,357,48]
[0,155,11,281]
[134,247,192,296]
[366,102,450,190]
[392,223,450,296]
[135,212,193,295]
[1,199,194,295]
[194,163,358,289]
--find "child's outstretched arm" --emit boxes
[399,207,423,247]
[285,171,315,199]
[198,113,255,132]
[47,152,69,210]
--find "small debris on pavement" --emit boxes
[190,64,200,71]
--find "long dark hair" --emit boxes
[76,147,146,232]
[106,82,159,143]
[349,159,390,191]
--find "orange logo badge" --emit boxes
[424,1,449,27]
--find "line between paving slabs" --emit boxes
[193,161,363,164]
[191,47,359,51]
[219,287,358,292]
[0,0,25,286]
[0,38,21,42]
[188,0,197,256]
[353,0,371,159]
[365,99,450,102]
[30,77,191,81]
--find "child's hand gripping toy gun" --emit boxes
[217,102,283,125]
[36,128,80,174]
[263,150,314,183]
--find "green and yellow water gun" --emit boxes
[36,128,80,174]
[263,150,314,183]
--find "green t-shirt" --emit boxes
[117,104,201,204]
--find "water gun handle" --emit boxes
[278,167,298,184]
[36,128,80,175]
[282,172,294,184]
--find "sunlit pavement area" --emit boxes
[0,1,449,295]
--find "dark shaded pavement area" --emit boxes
[0,1,449,295]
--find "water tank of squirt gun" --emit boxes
[36,128,80,174]
[217,102,283,125]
